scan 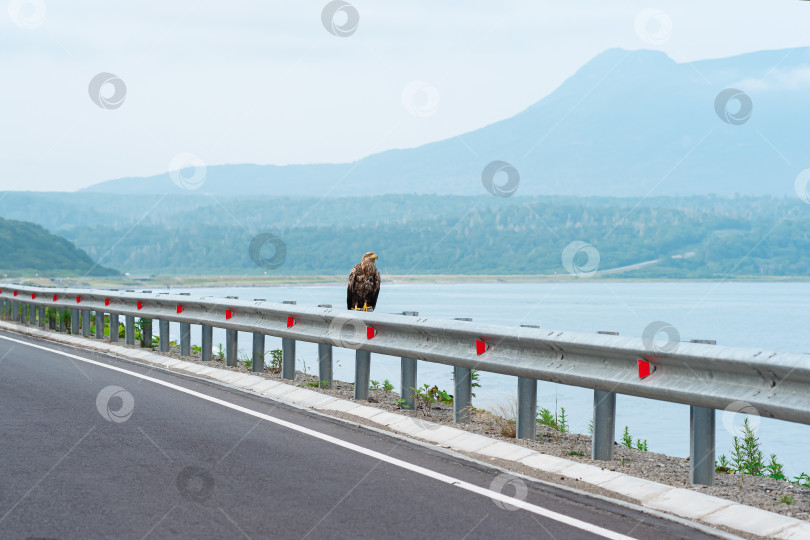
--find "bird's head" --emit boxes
[362,251,378,264]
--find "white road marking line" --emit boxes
[1,334,634,540]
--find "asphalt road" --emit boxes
[0,330,728,540]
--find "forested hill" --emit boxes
[0,217,117,277]
[45,194,810,278]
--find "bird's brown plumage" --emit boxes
[347,251,380,311]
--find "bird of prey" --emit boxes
[347,251,380,311]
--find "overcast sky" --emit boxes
[1,0,809,192]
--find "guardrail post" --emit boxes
[517,377,537,439]
[180,323,191,356]
[318,343,332,388]
[400,311,419,410]
[178,293,191,356]
[95,310,105,339]
[592,390,617,460]
[453,318,473,423]
[142,318,152,347]
[58,308,66,332]
[226,329,238,366]
[27,303,35,325]
[454,366,472,423]
[125,315,134,345]
[82,310,90,337]
[11,300,18,322]
[201,324,212,361]
[38,306,45,328]
[252,332,265,372]
[592,331,619,461]
[690,339,717,486]
[109,313,119,342]
[159,319,170,352]
[355,350,371,400]
[317,304,333,388]
[281,301,296,379]
[281,337,295,379]
[71,309,80,335]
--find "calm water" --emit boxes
[159,281,810,477]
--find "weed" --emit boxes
[266,349,282,372]
[567,450,585,456]
[588,420,593,435]
[621,426,633,448]
[557,407,569,434]
[370,380,381,391]
[536,407,557,430]
[766,454,786,481]
[238,351,253,368]
[411,384,437,416]
[217,343,225,362]
[779,494,794,505]
[792,473,810,488]
[471,369,481,398]
[394,397,409,410]
[730,418,764,477]
[191,344,201,354]
[635,439,648,452]
[500,420,517,438]
[716,454,733,474]
[491,399,518,438]
[382,379,394,393]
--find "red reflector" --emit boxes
[53,295,58,302]
[476,339,486,355]
[287,316,294,328]
[13,291,18,296]
[31,294,36,299]
[105,298,110,306]
[366,326,375,339]
[226,309,233,320]
[177,305,183,314]
[76,296,81,303]
[137,301,143,310]
[638,359,653,379]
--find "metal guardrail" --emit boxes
[2,283,809,486]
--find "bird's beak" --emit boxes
[372,254,378,260]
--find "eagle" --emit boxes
[347,251,380,311]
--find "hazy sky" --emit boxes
[1,0,809,191]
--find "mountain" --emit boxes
[0,217,118,277]
[82,47,810,198]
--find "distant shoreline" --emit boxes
[13,274,810,289]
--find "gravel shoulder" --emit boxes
[120,342,810,523]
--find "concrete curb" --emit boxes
[3,321,809,539]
